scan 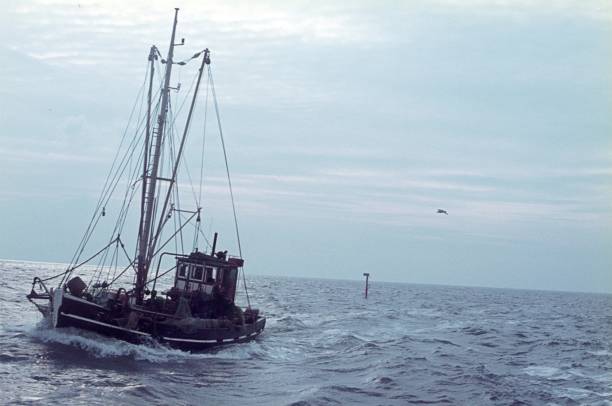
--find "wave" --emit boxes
[460,326,494,336]
[523,366,571,381]
[420,337,460,347]
[587,349,612,357]
[272,315,309,333]
[26,322,262,363]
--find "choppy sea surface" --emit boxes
[1,259,611,405]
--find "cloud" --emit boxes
[430,0,612,21]
[178,161,611,231]
[6,0,375,69]
[0,147,104,164]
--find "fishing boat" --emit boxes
[26,8,265,351]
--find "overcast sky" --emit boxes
[1,0,610,293]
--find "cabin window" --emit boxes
[191,266,204,281]
[204,266,214,283]
[178,263,187,278]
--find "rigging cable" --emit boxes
[146,53,208,266]
[82,101,148,286]
[194,70,210,250]
[62,65,151,286]
[166,109,185,254]
[93,114,144,286]
[89,122,146,288]
[208,66,251,310]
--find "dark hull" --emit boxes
[54,292,266,351]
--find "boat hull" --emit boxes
[54,292,266,351]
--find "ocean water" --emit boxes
[1,259,611,405]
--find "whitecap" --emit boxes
[588,350,612,357]
[26,322,263,363]
[555,387,612,402]
[523,366,570,380]
[19,396,45,402]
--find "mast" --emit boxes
[147,48,210,264]
[138,45,156,261]
[135,8,180,304]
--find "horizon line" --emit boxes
[2,257,610,296]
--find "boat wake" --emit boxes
[26,321,259,363]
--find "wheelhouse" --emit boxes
[174,251,243,303]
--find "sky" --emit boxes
[0,0,611,293]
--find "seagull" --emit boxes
[437,209,448,215]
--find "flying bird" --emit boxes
[437,209,448,215]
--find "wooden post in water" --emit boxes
[363,273,370,298]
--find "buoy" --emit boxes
[363,273,370,298]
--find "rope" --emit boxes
[168,102,199,206]
[105,239,119,284]
[146,51,209,267]
[194,71,210,250]
[209,66,251,310]
[62,66,150,285]
[85,108,147,288]
[167,118,185,253]
[62,67,154,286]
